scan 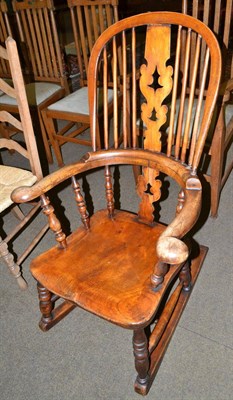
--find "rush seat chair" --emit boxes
[0,37,48,289]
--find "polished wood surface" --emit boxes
[12,12,221,395]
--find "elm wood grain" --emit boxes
[12,12,221,395]
[31,210,187,328]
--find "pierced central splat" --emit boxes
[137,24,173,224]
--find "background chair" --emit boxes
[0,1,14,140]
[0,1,13,81]
[12,12,221,395]
[0,0,69,165]
[0,36,49,289]
[41,0,120,167]
[181,0,233,217]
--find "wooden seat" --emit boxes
[0,0,69,165]
[12,12,221,395]
[41,0,120,166]
[30,209,167,327]
[0,37,49,289]
[182,0,233,217]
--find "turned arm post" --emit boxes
[40,194,67,248]
[71,176,90,229]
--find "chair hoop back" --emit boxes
[88,12,222,173]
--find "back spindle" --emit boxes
[105,166,114,217]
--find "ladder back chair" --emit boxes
[12,12,221,395]
[0,37,49,289]
[182,0,233,217]
[0,0,69,165]
[41,0,120,167]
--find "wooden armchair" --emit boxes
[41,0,120,166]
[0,37,49,289]
[12,12,221,395]
[182,0,233,217]
[0,0,69,165]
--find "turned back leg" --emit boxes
[133,328,150,395]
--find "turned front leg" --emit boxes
[151,261,168,288]
[179,260,192,292]
[37,282,53,326]
[133,329,150,388]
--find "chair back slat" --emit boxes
[189,48,209,166]
[12,0,67,86]
[175,28,191,159]
[0,37,42,179]
[168,25,182,157]
[113,35,118,149]
[182,0,233,81]
[122,29,128,149]
[181,34,201,163]
[103,46,108,149]
[0,2,12,78]
[223,0,232,48]
[131,27,137,149]
[67,0,119,87]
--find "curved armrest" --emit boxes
[12,149,190,203]
[12,150,201,267]
[156,176,202,265]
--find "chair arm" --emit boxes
[11,149,190,203]
[156,176,202,265]
[11,160,89,203]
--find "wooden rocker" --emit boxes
[12,12,221,395]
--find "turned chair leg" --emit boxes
[179,260,192,292]
[41,110,64,167]
[133,328,150,394]
[37,282,54,329]
[0,236,27,290]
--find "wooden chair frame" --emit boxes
[0,37,49,289]
[12,12,221,394]
[41,0,120,166]
[0,0,69,165]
